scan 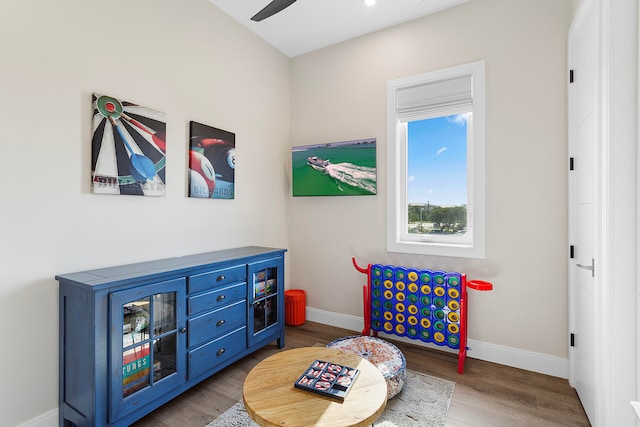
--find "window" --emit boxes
[386,60,485,258]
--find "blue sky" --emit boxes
[407,114,468,206]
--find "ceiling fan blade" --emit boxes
[251,0,297,22]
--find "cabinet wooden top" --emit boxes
[55,246,286,289]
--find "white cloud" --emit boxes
[408,175,415,182]
[436,146,448,156]
[449,112,470,125]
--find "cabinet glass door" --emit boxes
[111,278,186,420]
[248,258,283,346]
[122,292,178,397]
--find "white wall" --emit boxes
[0,0,291,425]
[289,0,575,369]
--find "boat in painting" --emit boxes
[307,156,330,172]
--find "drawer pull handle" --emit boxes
[216,319,226,327]
[179,327,187,334]
[216,348,226,356]
[216,275,225,282]
[216,295,226,302]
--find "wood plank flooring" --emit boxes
[131,322,590,426]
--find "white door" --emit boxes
[568,0,599,424]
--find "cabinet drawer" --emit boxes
[188,327,246,379]
[188,282,246,316]
[188,300,246,348]
[188,265,246,294]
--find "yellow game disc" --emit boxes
[396,281,405,291]
[384,321,393,332]
[408,304,418,315]
[384,280,393,289]
[434,332,445,343]
[395,302,405,312]
[448,288,460,299]
[408,283,418,293]
[408,271,418,282]
[407,315,418,325]
[448,300,460,311]
[396,292,405,302]
[434,286,445,297]
[395,324,405,334]
[421,285,431,295]
[448,323,459,334]
[384,290,393,299]
[383,311,393,320]
[448,312,460,323]
[395,313,405,323]
[421,318,431,329]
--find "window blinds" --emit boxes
[396,74,473,122]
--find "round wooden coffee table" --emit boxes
[243,347,387,427]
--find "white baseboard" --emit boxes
[16,408,57,427]
[305,306,569,379]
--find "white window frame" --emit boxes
[386,60,486,259]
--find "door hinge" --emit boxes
[570,69,574,83]
[570,333,575,347]
[569,157,574,171]
[570,245,575,259]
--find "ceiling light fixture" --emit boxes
[365,0,376,6]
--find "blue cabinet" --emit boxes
[57,246,286,427]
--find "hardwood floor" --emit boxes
[131,321,590,426]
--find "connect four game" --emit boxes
[352,258,492,374]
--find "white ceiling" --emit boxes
[209,0,469,57]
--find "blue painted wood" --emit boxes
[187,300,246,347]
[188,327,247,379]
[57,246,286,427]
[188,282,247,315]
[188,265,246,294]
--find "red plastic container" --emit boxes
[285,290,306,326]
